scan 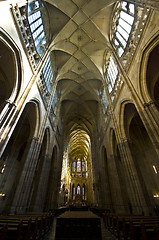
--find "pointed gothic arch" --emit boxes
[123,102,159,214]
[139,34,159,105]
[0,28,22,112]
[0,100,39,213]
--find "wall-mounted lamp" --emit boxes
[153,194,159,198]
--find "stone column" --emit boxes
[118,137,153,215]
[91,134,100,207]
[107,152,126,213]
[32,154,51,212]
[100,152,112,210]
[10,137,40,214]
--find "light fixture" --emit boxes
[0,164,6,174]
[153,194,159,198]
[0,193,5,197]
[153,165,158,174]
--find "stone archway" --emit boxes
[0,101,39,214]
[146,43,159,110]
[0,29,22,113]
[124,102,159,214]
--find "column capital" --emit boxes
[5,100,17,107]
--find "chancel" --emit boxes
[0,0,159,239]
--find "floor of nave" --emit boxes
[43,211,117,240]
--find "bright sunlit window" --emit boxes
[105,56,118,93]
[28,1,47,56]
[42,56,54,92]
[112,1,135,57]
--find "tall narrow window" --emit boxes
[77,185,81,195]
[42,56,54,93]
[101,89,108,113]
[72,184,75,200]
[105,56,118,93]
[72,159,76,172]
[111,1,135,57]
[82,159,86,171]
[77,159,81,172]
[27,0,47,56]
[82,184,85,200]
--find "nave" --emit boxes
[1,1,159,239]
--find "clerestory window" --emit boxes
[111,1,135,57]
[101,89,108,113]
[27,0,47,56]
[40,55,54,96]
[42,56,54,92]
[104,56,118,93]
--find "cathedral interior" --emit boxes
[0,0,159,239]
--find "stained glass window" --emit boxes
[77,159,81,172]
[71,158,87,177]
[77,172,81,177]
[72,159,76,172]
[82,159,86,171]
[77,185,81,195]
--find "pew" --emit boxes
[0,212,54,240]
[102,212,159,240]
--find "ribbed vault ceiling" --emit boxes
[45,0,116,159]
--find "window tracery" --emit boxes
[71,158,87,178]
[42,56,54,92]
[104,55,119,94]
[111,1,135,57]
[12,0,49,70]
[110,1,150,70]
[38,54,56,110]
[103,50,124,106]
[27,0,48,57]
